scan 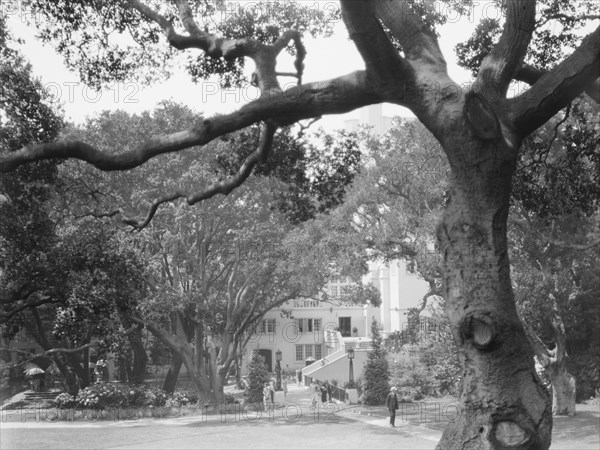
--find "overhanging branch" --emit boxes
[0,72,380,174]
[102,121,277,230]
[510,25,600,136]
[515,63,600,103]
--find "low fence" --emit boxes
[330,385,346,402]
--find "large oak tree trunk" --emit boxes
[436,132,552,449]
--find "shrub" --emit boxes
[165,390,199,408]
[224,393,239,404]
[75,383,168,409]
[389,349,436,397]
[53,393,76,409]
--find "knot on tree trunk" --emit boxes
[460,313,499,351]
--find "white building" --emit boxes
[240,261,429,385]
[344,104,394,135]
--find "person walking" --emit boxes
[263,382,272,412]
[269,381,275,406]
[386,386,399,427]
[282,378,288,398]
[311,384,320,409]
[320,383,328,404]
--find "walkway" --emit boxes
[1,385,597,449]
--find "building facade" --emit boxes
[240,259,429,383]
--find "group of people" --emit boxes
[262,378,289,412]
[309,379,332,408]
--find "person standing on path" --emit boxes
[320,383,328,404]
[263,382,272,412]
[282,378,288,398]
[386,386,399,427]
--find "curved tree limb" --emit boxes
[129,0,304,92]
[341,0,412,92]
[510,25,600,136]
[374,0,446,68]
[477,0,536,98]
[113,121,277,230]
[0,291,53,320]
[515,64,600,102]
[0,72,381,174]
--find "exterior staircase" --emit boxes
[302,330,372,388]
[24,389,62,403]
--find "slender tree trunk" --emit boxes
[52,357,79,395]
[118,310,147,383]
[436,135,551,449]
[548,364,576,416]
[82,347,90,387]
[162,353,182,394]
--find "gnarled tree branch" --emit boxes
[477,0,536,98]
[89,121,276,230]
[0,72,380,174]
[374,0,446,68]
[510,25,600,136]
[341,0,412,92]
[0,291,53,320]
[515,63,600,103]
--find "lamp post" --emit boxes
[347,347,354,385]
[275,349,282,390]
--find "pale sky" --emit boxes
[6,2,480,129]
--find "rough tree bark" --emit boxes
[117,310,147,384]
[2,0,599,448]
[162,354,183,394]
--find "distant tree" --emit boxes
[362,317,390,405]
[384,307,421,353]
[246,351,270,405]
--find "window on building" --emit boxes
[339,317,351,337]
[314,344,322,360]
[292,300,320,308]
[313,319,321,332]
[420,317,432,335]
[294,318,321,333]
[327,276,355,299]
[294,344,323,361]
[304,344,313,358]
[261,319,276,334]
[295,345,303,361]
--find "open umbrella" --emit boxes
[24,367,45,377]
